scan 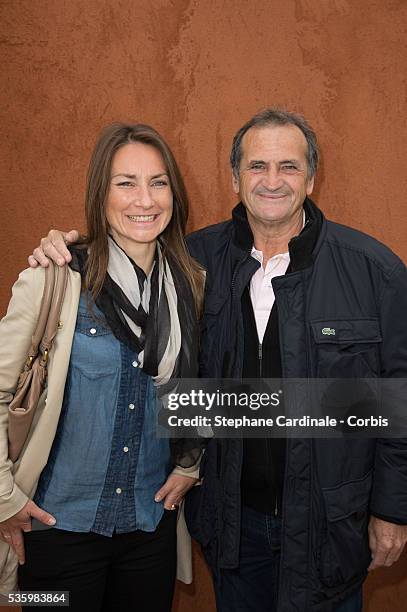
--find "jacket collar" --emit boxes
[231,197,323,271]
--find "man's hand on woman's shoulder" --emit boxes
[28,229,80,268]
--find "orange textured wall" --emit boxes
[1,1,406,611]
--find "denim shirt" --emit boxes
[34,293,172,536]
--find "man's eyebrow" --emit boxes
[111,172,169,179]
[247,159,266,165]
[279,159,301,165]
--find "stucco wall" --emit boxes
[1,1,406,610]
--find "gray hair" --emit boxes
[230,108,319,179]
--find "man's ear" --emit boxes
[306,175,315,196]
[232,171,240,194]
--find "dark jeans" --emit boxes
[214,505,362,612]
[18,510,177,612]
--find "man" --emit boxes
[28,109,407,611]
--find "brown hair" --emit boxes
[83,123,203,313]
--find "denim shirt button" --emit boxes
[115,488,122,495]
[129,403,135,410]
[132,360,138,368]
[90,328,97,335]
[123,446,129,453]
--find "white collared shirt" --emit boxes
[249,211,305,343]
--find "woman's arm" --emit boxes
[0,268,46,516]
[0,268,56,561]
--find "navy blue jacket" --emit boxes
[185,199,407,611]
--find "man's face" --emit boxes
[232,124,314,230]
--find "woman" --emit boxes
[0,123,204,611]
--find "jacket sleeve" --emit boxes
[172,457,202,480]
[0,267,45,521]
[370,260,407,523]
[186,233,209,269]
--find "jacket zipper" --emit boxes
[228,248,257,569]
[231,250,253,297]
[258,342,263,377]
[230,249,257,377]
[274,284,286,610]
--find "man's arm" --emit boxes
[28,229,79,267]
[369,260,407,569]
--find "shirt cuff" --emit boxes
[370,512,407,526]
[0,480,29,522]
[171,463,201,480]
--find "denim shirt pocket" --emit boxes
[70,306,120,378]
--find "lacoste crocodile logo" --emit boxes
[321,327,336,336]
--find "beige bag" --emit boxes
[8,263,68,462]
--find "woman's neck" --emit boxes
[110,233,156,275]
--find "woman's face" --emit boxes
[106,142,174,252]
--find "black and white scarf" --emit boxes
[70,237,203,466]
[101,236,184,385]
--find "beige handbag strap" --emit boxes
[41,265,68,353]
[25,264,68,367]
[26,265,55,365]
